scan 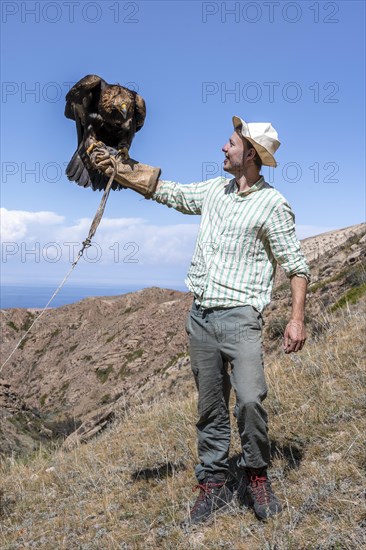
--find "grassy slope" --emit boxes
[1,299,365,550]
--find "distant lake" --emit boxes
[0,284,185,309]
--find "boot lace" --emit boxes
[191,481,224,511]
[249,474,270,506]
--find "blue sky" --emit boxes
[1,0,365,289]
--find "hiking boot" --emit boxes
[188,475,233,525]
[241,467,282,521]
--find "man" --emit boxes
[88,116,310,524]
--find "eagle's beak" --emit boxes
[120,103,127,118]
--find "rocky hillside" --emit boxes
[300,222,365,262]
[1,288,194,455]
[1,292,365,549]
[1,223,365,456]
[0,379,53,456]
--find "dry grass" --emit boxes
[1,300,365,549]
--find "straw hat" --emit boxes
[232,116,281,167]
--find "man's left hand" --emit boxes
[283,320,306,353]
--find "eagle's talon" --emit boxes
[116,147,130,161]
[86,140,105,156]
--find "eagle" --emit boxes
[65,74,146,191]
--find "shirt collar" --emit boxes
[236,176,265,196]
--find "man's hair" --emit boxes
[235,128,262,171]
[243,138,262,171]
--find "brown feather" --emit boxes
[65,75,146,191]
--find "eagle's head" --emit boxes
[113,96,128,119]
[100,85,131,121]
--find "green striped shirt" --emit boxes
[151,176,310,312]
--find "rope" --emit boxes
[0,158,118,374]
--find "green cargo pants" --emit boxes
[186,300,270,482]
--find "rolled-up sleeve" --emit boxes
[264,202,311,282]
[150,179,213,215]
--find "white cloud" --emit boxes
[56,214,200,265]
[0,208,200,268]
[0,208,64,241]
[58,216,147,242]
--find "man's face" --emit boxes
[222,131,245,175]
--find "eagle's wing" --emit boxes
[134,92,146,132]
[65,74,106,122]
[65,75,124,191]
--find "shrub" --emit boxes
[96,365,114,384]
[344,265,366,288]
[6,321,19,332]
[330,284,366,311]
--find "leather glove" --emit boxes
[86,137,161,198]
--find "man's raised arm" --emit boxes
[87,139,212,215]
